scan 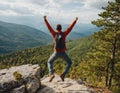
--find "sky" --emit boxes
[0,0,114,30]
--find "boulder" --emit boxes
[0,64,41,93]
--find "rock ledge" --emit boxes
[38,75,94,93]
[0,64,41,93]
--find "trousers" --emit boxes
[47,51,72,75]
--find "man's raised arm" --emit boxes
[43,16,55,36]
[64,17,78,35]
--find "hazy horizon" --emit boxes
[0,0,114,30]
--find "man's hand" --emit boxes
[76,17,78,21]
[44,16,47,19]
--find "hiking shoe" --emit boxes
[60,74,65,82]
[49,74,55,82]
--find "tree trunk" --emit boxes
[108,61,115,88]
[108,33,117,88]
[105,61,110,87]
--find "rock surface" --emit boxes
[0,64,41,93]
[1,64,111,93]
[38,75,94,93]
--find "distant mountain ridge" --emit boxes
[66,23,100,39]
[40,23,100,40]
[0,21,52,54]
[0,21,100,54]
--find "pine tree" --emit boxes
[91,0,120,88]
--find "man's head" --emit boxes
[56,24,62,31]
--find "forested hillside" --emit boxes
[0,36,93,72]
[0,35,120,93]
[0,21,99,54]
[0,21,52,54]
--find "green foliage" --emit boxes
[90,0,120,92]
[13,71,23,81]
[0,36,94,78]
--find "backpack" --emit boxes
[54,32,65,50]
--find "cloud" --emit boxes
[84,0,115,9]
[0,0,115,25]
[0,1,34,16]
